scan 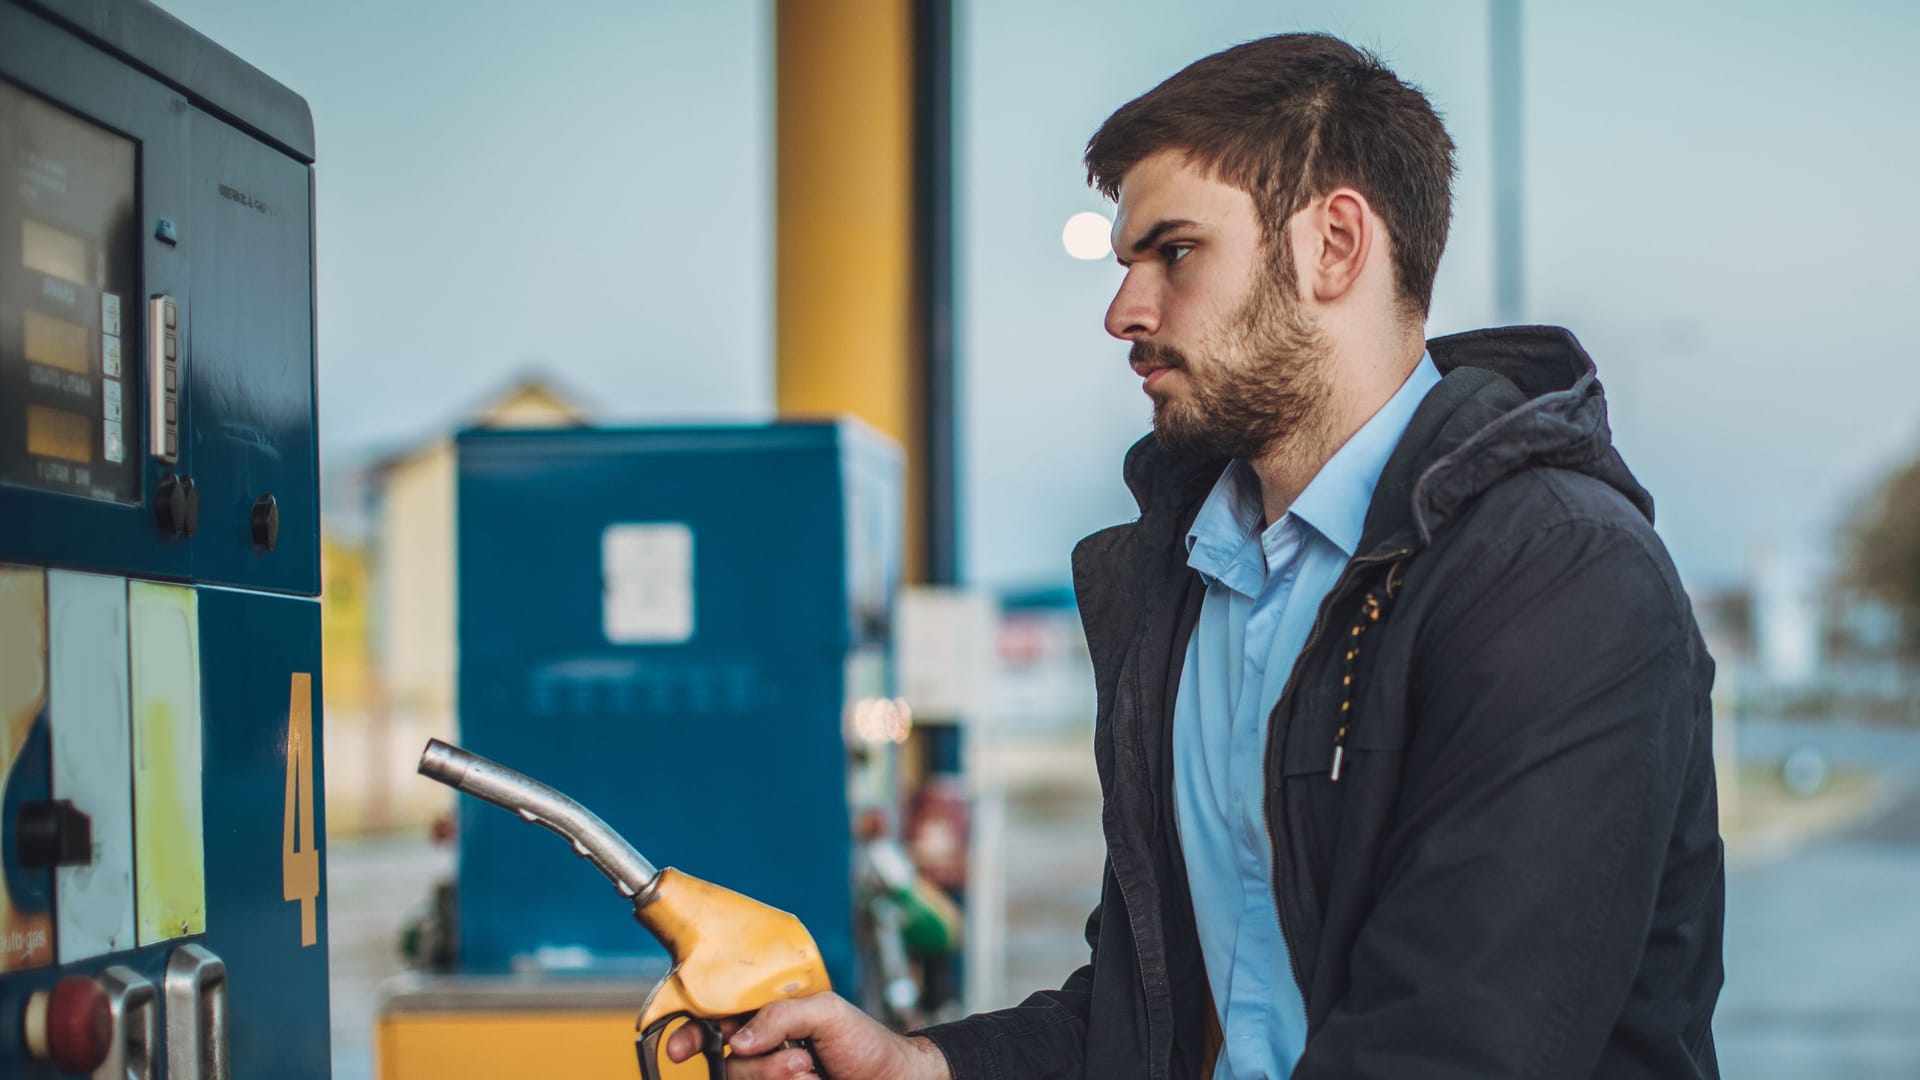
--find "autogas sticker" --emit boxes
[602,523,695,644]
[49,571,136,959]
[129,581,207,944]
[0,565,55,971]
[103,332,121,378]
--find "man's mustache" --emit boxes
[1130,340,1188,371]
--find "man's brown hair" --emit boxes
[1086,33,1457,318]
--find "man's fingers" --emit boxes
[663,994,847,1071]
[661,1016,743,1063]
[729,994,842,1055]
[709,1046,817,1080]
[662,1022,698,1064]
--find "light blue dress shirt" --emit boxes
[1173,355,1441,1079]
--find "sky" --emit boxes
[154,0,1920,593]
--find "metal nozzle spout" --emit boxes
[418,738,472,789]
[416,738,660,900]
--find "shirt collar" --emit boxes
[1183,459,1268,596]
[1184,353,1441,581]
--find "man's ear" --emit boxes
[1305,187,1373,303]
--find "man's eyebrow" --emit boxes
[1121,218,1201,260]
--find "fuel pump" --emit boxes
[0,2,328,1076]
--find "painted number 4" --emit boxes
[283,672,320,946]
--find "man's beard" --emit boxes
[1135,265,1332,462]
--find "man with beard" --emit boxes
[672,32,1724,1080]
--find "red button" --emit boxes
[46,975,112,1075]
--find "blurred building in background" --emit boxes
[1751,546,1826,689]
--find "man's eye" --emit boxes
[1162,244,1193,264]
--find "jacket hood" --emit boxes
[1120,325,1654,555]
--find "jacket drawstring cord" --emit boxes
[1331,560,1406,782]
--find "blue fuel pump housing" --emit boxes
[0,1,328,1076]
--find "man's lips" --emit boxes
[1137,366,1175,393]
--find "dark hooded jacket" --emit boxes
[919,326,1724,1079]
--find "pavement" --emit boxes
[1718,781,1920,1078]
[326,831,454,1080]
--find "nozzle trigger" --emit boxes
[637,1014,726,1080]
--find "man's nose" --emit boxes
[1105,270,1160,341]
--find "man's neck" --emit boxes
[1248,336,1426,527]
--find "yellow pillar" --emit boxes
[776,0,924,581]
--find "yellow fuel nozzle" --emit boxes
[630,868,834,1078]
[417,739,832,1080]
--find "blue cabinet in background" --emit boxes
[454,421,903,997]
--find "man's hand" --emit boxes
[662,992,951,1080]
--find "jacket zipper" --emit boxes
[1261,547,1411,1001]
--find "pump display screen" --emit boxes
[0,78,140,504]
